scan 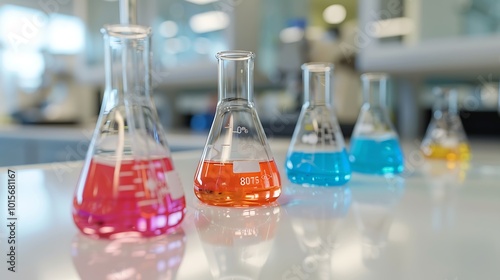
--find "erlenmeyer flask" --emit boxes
[72,25,186,238]
[194,51,281,207]
[420,88,470,161]
[349,73,404,175]
[285,63,351,186]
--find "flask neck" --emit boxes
[434,88,458,117]
[103,25,152,105]
[362,74,387,109]
[302,63,333,106]
[217,51,254,102]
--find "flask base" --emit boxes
[285,151,351,186]
[194,160,282,207]
[73,191,186,239]
[287,172,351,186]
[73,156,186,239]
[350,164,404,175]
[72,206,185,239]
[349,137,404,175]
[194,186,281,207]
[421,143,470,161]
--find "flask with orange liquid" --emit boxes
[194,51,281,207]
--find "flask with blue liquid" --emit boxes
[349,73,404,175]
[285,63,351,186]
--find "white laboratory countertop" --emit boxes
[1,139,500,280]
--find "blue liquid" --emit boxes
[349,137,404,175]
[286,150,351,186]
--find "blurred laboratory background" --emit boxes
[0,0,499,166]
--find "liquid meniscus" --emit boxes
[73,157,186,238]
[349,137,404,175]
[422,143,470,161]
[194,160,281,207]
[285,150,351,186]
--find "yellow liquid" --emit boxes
[422,143,471,161]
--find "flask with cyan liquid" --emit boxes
[420,87,470,161]
[285,63,351,186]
[349,73,404,175]
[72,25,186,238]
[194,51,281,207]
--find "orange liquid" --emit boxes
[422,143,470,161]
[73,157,186,238]
[194,160,281,207]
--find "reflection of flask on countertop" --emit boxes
[283,185,351,280]
[422,160,468,230]
[194,51,281,207]
[286,184,351,251]
[71,232,186,280]
[72,24,186,239]
[195,203,280,280]
[351,176,405,265]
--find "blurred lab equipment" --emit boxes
[286,63,351,186]
[349,73,405,175]
[421,88,470,161]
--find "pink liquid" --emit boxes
[73,157,186,238]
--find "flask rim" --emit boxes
[361,72,389,81]
[216,50,255,61]
[101,24,152,39]
[301,62,334,72]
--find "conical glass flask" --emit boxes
[349,73,404,175]
[285,63,351,186]
[194,50,281,207]
[420,87,470,161]
[72,25,186,238]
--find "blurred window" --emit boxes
[0,4,84,89]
